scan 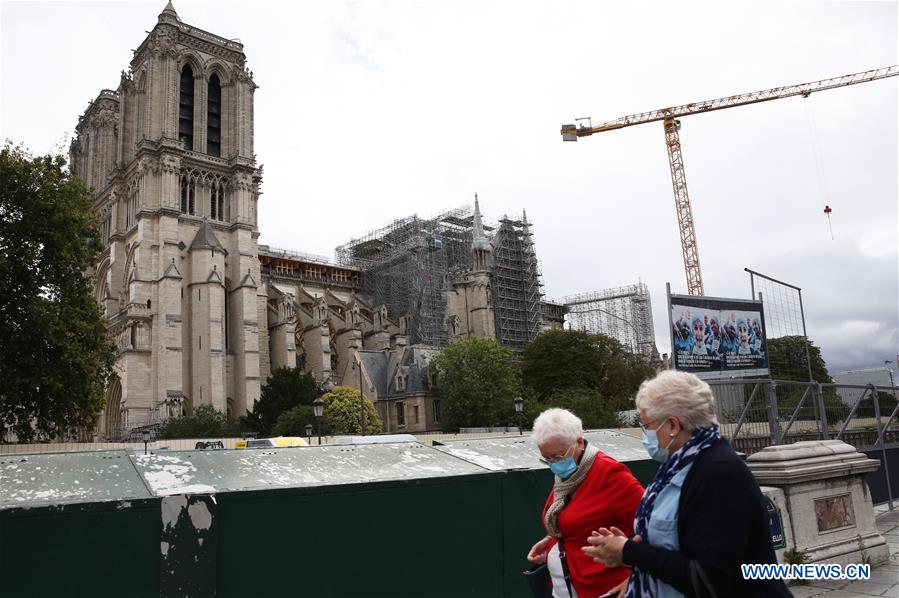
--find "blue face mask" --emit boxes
[642,425,671,463]
[548,456,578,480]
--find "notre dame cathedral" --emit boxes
[71,2,564,441]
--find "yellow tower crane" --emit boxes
[561,65,898,296]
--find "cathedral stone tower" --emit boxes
[444,195,496,340]
[71,2,264,439]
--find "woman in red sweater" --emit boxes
[527,408,645,598]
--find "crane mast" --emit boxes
[562,65,898,296]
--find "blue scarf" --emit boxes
[625,425,721,598]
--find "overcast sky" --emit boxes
[2,0,897,373]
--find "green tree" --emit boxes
[764,336,849,423]
[547,388,622,429]
[431,337,520,430]
[522,329,655,411]
[272,404,315,437]
[768,335,833,383]
[157,405,244,439]
[0,143,116,442]
[250,367,321,436]
[321,386,382,435]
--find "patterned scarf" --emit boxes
[544,441,600,538]
[625,425,721,598]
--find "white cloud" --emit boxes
[1,0,895,371]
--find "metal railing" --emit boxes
[709,378,899,507]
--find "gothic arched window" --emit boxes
[180,173,195,216]
[210,181,225,221]
[217,182,225,221]
[179,65,194,150]
[207,74,221,157]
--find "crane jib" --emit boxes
[559,65,897,297]
[560,65,899,137]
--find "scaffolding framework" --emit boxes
[334,205,545,352]
[335,207,477,346]
[564,283,657,360]
[492,215,544,352]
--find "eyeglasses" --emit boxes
[639,419,669,432]
[538,444,575,466]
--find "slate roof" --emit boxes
[189,219,227,255]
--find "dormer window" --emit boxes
[427,368,438,389]
[178,65,194,150]
[395,402,405,427]
[396,373,407,392]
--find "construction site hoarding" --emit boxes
[669,292,770,379]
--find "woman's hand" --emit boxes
[581,526,641,567]
[527,535,553,564]
[599,578,629,598]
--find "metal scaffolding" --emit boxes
[335,206,478,346]
[564,283,657,360]
[335,205,545,352]
[492,213,544,352]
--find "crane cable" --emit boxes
[801,99,834,239]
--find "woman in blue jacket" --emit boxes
[583,371,791,598]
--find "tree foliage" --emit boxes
[522,329,655,411]
[250,367,321,436]
[321,386,382,436]
[762,336,848,423]
[0,144,116,442]
[157,405,246,439]
[767,336,833,383]
[272,405,315,437]
[431,338,520,431]
[547,388,622,429]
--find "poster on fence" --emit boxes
[669,293,770,379]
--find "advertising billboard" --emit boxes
[669,293,769,379]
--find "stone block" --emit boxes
[748,440,890,567]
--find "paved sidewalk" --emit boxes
[789,504,899,597]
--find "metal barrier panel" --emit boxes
[215,475,506,597]
[0,499,161,597]
[862,447,899,506]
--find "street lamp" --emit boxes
[312,397,324,445]
[304,423,313,445]
[351,357,365,435]
[514,396,524,435]
[141,429,151,455]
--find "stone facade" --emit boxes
[73,2,264,439]
[76,3,555,439]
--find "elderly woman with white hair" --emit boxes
[526,408,644,598]
[582,371,791,598]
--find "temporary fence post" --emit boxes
[872,384,894,511]
[767,382,782,446]
[815,382,829,440]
